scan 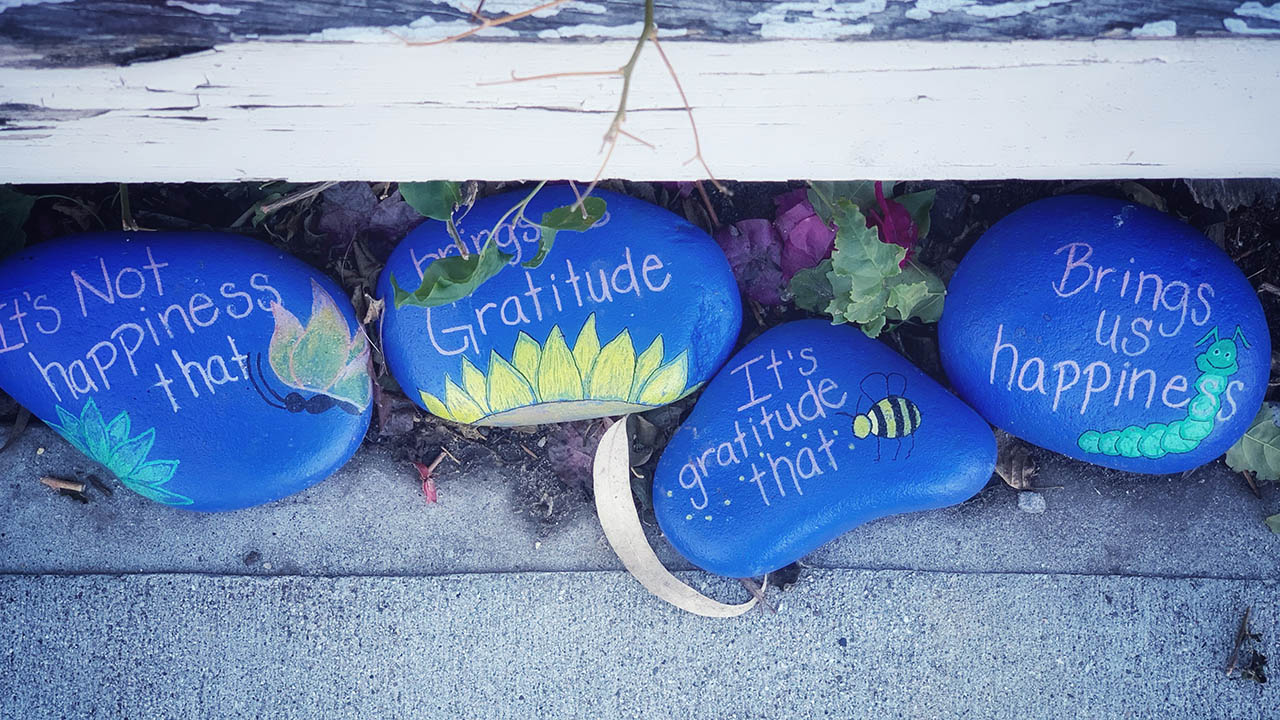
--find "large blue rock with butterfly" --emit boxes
[0,233,372,510]
[940,195,1270,474]
[652,320,996,578]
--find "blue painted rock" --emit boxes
[940,195,1270,474]
[0,233,372,510]
[377,186,741,426]
[652,319,996,578]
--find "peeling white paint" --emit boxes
[536,23,689,39]
[440,0,609,19]
[1224,17,1280,33]
[963,0,1075,20]
[164,1,242,16]
[442,0,572,18]
[1235,1,1280,22]
[748,1,885,39]
[905,0,976,21]
[2,39,1277,182]
[306,18,519,42]
[0,0,73,15]
[1131,20,1176,37]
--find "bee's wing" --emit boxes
[859,372,891,402]
[885,372,907,397]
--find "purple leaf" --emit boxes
[714,218,784,305]
[773,189,836,282]
[864,182,917,268]
[546,420,606,494]
[319,182,426,251]
[659,181,697,199]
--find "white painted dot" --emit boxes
[704,515,712,521]
[666,490,673,497]
[833,430,839,436]
[685,514,693,521]
[785,441,792,447]
[848,443,856,450]
[801,433,808,439]
[723,499,731,506]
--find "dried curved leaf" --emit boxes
[593,416,759,618]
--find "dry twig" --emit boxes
[40,476,85,493]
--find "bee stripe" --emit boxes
[910,402,921,434]
[875,399,896,438]
[870,405,887,436]
[889,398,905,438]
[864,409,879,436]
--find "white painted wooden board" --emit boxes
[1,38,1278,182]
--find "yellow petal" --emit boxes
[487,351,536,413]
[445,376,486,424]
[629,335,664,401]
[460,357,491,414]
[537,326,584,402]
[572,314,600,382]
[636,351,690,405]
[419,390,455,421]
[511,332,541,397]
[586,329,635,401]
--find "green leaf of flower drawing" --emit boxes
[48,399,191,506]
[525,197,607,269]
[1226,402,1280,482]
[267,279,372,412]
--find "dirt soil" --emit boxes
[6,178,1279,528]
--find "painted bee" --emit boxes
[839,372,922,461]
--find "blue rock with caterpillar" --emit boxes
[377,186,741,426]
[940,195,1270,474]
[0,233,372,510]
[652,320,996,578]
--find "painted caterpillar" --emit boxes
[1077,326,1249,459]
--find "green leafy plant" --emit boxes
[791,198,945,337]
[48,398,191,506]
[0,186,36,257]
[1226,402,1280,482]
[392,182,606,308]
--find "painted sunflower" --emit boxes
[420,313,696,426]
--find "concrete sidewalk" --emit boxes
[1,425,1277,718]
[1,427,1276,579]
[2,571,1275,719]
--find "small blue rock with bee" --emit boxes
[939,195,1270,474]
[0,232,372,511]
[652,319,996,578]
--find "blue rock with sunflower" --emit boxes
[378,186,742,426]
[939,195,1270,474]
[653,320,996,578]
[0,232,372,510]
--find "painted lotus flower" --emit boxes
[48,398,191,506]
[268,279,372,413]
[420,313,696,426]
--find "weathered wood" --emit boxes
[1,38,1277,182]
[0,0,1277,68]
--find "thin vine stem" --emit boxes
[389,0,576,47]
